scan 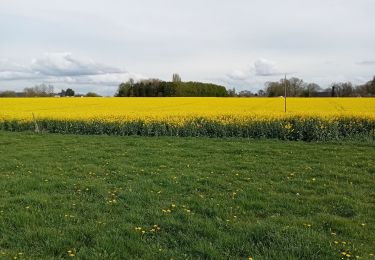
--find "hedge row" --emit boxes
[1,117,374,141]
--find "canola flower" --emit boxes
[0,97,374,121]
[0,97,374,140]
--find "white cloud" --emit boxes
[227,69,252,80]
[227,58,282,81]
[83,72,145,85]
[224,58,296,91]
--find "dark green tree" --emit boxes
[116,79,134,97]
[65,88,75,97]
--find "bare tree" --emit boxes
[172,73,182,83]
[24,84,54,97]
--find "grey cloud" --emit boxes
[0,53,141,87]
[356,61,375,66]
[0,60,30,73]
[45,72,145,86]
[31,53,125,77]
[254,59,281,76]
[0,60,38,80]
[0,71,39,81]
[1,0,375,95]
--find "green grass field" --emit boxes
[0,131,374,259]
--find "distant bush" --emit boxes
[0,91,17,97]
[85,92,101,97]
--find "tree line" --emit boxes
[224,76,375,97]
[115,75,375,98]
[0,84,99,97]
[1,75,375,98]
[262,76,375,97]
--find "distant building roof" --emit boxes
[315,91,332,97]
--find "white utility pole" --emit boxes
[284,74,287,113]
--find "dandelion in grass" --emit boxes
[341,251,352,258]
[67,250,75,257]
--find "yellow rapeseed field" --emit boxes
[0,97,374,123]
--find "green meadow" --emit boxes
[0,131,374,259]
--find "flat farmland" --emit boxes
[1,98,374,141]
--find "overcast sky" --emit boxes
[1,0,374,95]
